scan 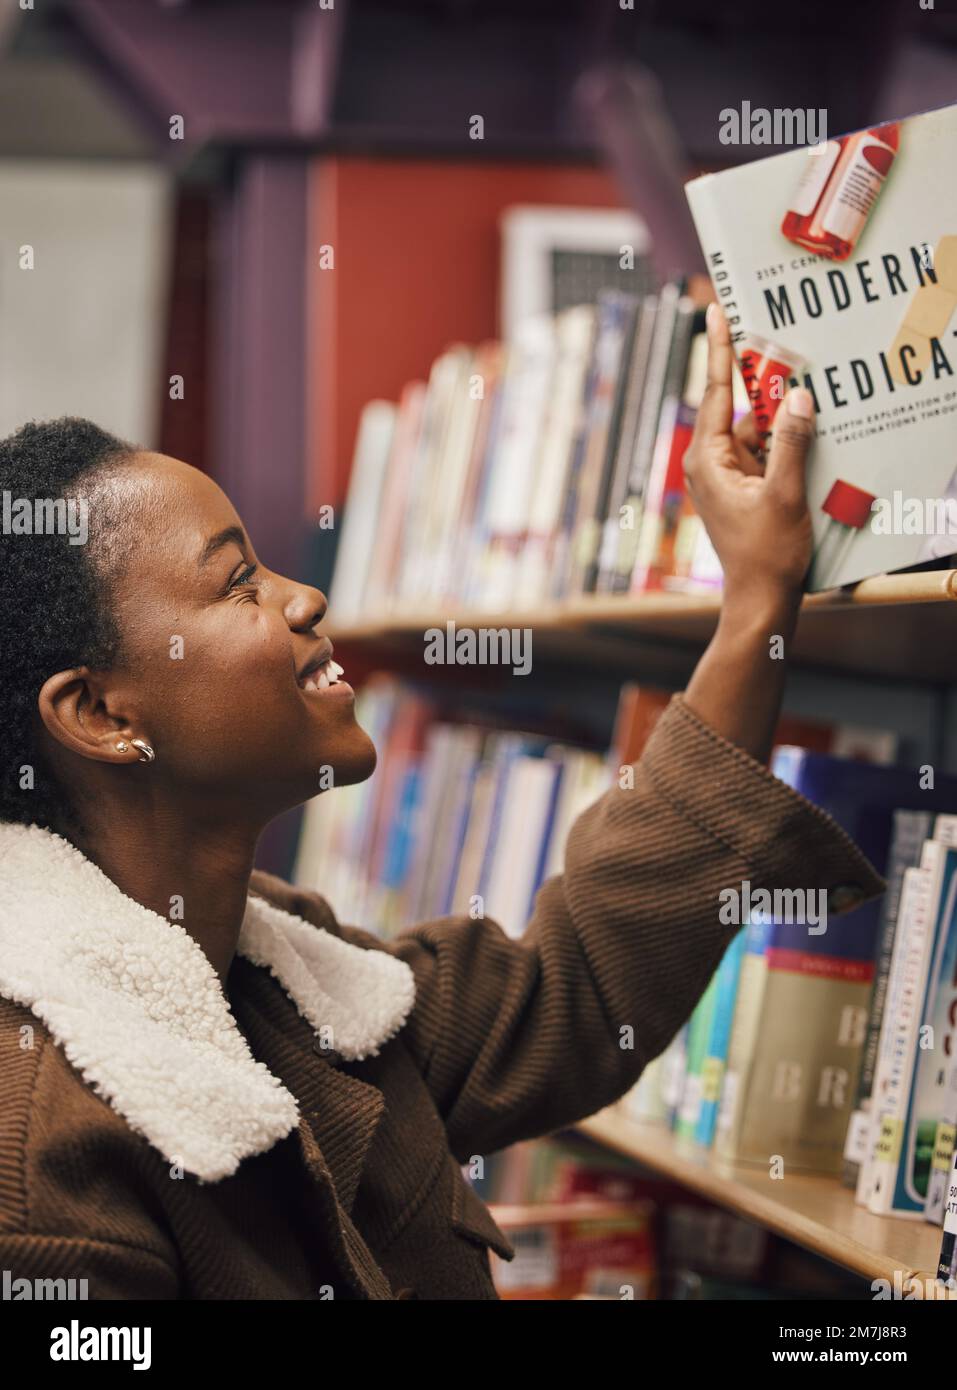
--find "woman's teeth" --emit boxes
[304,659,345,693]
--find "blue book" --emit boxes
[524,750,566,920]
[695,928,747,1147]
[380,765,422,893]
[769,745,957,965]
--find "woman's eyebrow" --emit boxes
[198,525,247,569]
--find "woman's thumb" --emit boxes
[765,387,816,507]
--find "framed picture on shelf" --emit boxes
[500,204,652,339]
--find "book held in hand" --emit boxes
[686,101,957,591]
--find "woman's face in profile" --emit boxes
[76,450,376,821]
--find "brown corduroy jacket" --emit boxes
[0,696,884,1300]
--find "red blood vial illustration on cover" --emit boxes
[737,332,804,448]
[808,479,877,590]
[782,123,899,261]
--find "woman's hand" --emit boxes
[683,302,815,613]
[680,303,817,764]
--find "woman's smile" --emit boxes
[295,636,350,695]
[298,653,352,698]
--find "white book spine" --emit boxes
[933,815,957,847]
[857,864,933,1208]
[867,856,941,1216]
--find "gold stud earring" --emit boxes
[115,740,129,753]
[130,739,155,764]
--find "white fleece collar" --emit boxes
[0,822,415,1183]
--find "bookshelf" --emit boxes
[326,568,957,685]
[576,1108,943,1288]
[322,570,957,1289]
[303,92,957,1290]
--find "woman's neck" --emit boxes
[66,812,259,988]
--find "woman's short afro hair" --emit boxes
[0,417,134,828]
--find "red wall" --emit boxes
[307,156,624,513]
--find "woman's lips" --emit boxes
[300,658,352,697]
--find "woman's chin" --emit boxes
[313,730,377,791]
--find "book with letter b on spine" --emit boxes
[685,101,957,591]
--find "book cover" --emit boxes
[327,400,397,625]
[435,730,487,919]
[475,733,549,917]
[542,749,609,880]
[515,307,595,606]
[473,319,555,608]
[620,1053,668,1125]
[660,1023,690,1130]
[578,295,642,595]
[937,1157,957,1286]
[903,839,957,1221]
[361,381,427,616]
[448,756,500,915]
[561,291,639,596]
[595,293,659,593]
[609,282,682,593]
[629,295,697,593]
[861,823,957,1215]
[923,822,957,1224]
[686,101,957,591]
[715,912,773,1160]
[395,347,473,603]
[857,865,935,1208]
[485,752,562,938]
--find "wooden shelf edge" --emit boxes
[804,567,957,610]
[575,1110,943,1287]
[328,569,957,640]
[327,569,957,682]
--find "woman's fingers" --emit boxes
[731,413,765,476]
[764,388,816,509]
[732,412,761,455]
[695,302,735,440]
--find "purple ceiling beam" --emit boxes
[576,63,706,283]
[291,1,345,137]
[64,0,341,154]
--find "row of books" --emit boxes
[477,1135,863,1300]
[292,676,897,945]
[627,751,957,1280]
[327,283,746,625]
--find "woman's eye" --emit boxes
[229,563,259,591]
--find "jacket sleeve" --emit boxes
[274,694,886,1164]
[0,1233,178,1298]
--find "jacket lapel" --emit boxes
[226,957,400,1299]
[0,822,415,1184]
[228,956,386,1215]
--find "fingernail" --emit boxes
[706,302,719,332]
[786,387,814,418]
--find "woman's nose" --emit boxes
[284,583,327,632]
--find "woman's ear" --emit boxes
[37,668,142,765]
